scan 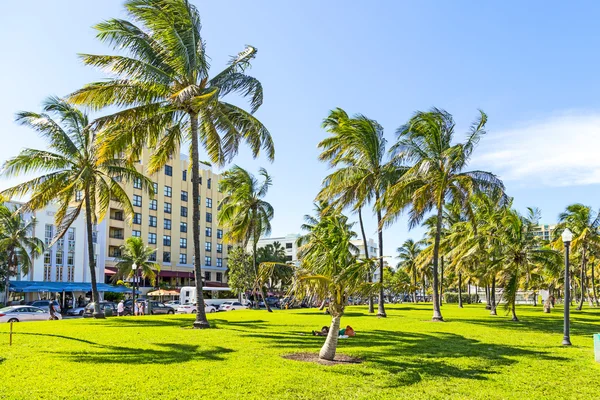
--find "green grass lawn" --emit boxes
[1,303,599,399]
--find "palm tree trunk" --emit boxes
[319,310,342,360]
[439,256,444,308]
[422,273,426,303]
[84,186,103,318]
[254,233,272,313]
[375,192,386,318]
[431,204,444,321]
[490,276,497,315]
[511,298,518,321]
[532,291,537,306]
[467,279,471,304]
[412,268,418,303]
[319,299,327,311]
[592,262,599,306]
[485,284,491,309]
[190,113,209,329]
[357,208,374,313]
[458,272,463,308]
[577,247,586,311]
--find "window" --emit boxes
[150,199,157,210]
[207,178,211,189]
[181,190,188,202]
[56,251,63,265]
[133,177,142,189]
[163,235,171,246]
[149,253,156,262]
[153,182,158,194]
[109,247,122,258]
[68,227,75,241]
[206,198,212,208]
[45,224,53,245]
[75,191,83,202]
[164,219,171,230]
[205,256,211,266]
[216,258,222,268]
[179,253,187,264]
[180,238,187,248]
[148,233,157,244]
[206,212,212,223]
[205,242,212,252]
[204,271,211,281]
[44,266,51,282]
[163,251,171,263]
[133,194,142,207]
[182,170,187,181]
[56,266,63,282]
[180,222,187,233]
[165,165,172,176]
[44,251,51,265]
[132,230,141,238]
[206,227,212,237]
[67,266,74,282]
[181,206,188,217]
[67,252,74,266]
[286,243,293,249]
[285,255,293,262]
[216,272,223,282]
[217,229,223,239]
[217,243,222,253]
[164,186,172,197]
[149,215,157,227]
[164,202,171,214]
[133,213,142,225]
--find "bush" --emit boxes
[104,292,125,302]
[443,292,479,304]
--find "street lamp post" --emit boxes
[562,229,573,346]
[132,262,138,315]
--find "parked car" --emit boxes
[30,300,61,314]
[66,306,86,316]
[148,302,175,315]
[164,300,180,308]
[0,306,62,322]
[218,301,248,311]
[83,302,119,318]
[176,302,216,314]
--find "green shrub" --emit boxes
[443,292,479,304]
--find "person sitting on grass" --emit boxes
[312,325,355,337]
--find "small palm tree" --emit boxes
[317,108,398,317]
[114,236,160,286]
[1,98,151,318]
[0,205,44,304]
[218,166,274,311]
[293,208,372,360]
[396,239,423,303]
[68,0,274,328]
[385,108,504,321]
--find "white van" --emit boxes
[179,286,247,307]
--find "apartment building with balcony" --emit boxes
[103,150,229,290]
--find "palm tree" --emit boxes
[218,166,274,311]
[68,0,274,328]
[0,205,44,304]
[294,208,372,360]
[396,239,423,303]
[553,204,600,310]
[317,108,398,317]
[113,236,160,285]
[1,98,151,318]
[385,108,505,321]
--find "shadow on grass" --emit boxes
[244,328,567,387]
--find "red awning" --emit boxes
[104,268,116,275]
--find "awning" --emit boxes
[8,281,132,293]
[158,271,194,278]
[147,289,180,296]
[104,268,117,275]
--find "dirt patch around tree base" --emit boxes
[283,352,362,366]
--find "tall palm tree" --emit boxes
[553,204,600,310]
[317,108,398,317]
[113,236,160,285]
[68,0,274,328]
[218,166,274,311]
[294,208,371,360]
[0,205,44,304]
[396,239,423,303]
[1,98,151,318]
[385,108,504,321]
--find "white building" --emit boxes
[255,234,301,263]
[351,238,381,281]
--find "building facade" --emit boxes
[533,224,556,242]
[255,234,301,264]
[103,150,229,290]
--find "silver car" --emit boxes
[0,306,62,322]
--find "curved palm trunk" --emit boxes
[577,247,586,311]
[190,113,209,329]
[458,272,463,308]
[431,205,444,321]
[357,208,374,314]
[319,308,343,360]
[375,198,386,318]
[490,277,497,315]
[84,186,103,318]
[592,262,599,306]
[319,299,327,311]
[511,300,518,321]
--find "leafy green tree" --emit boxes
[1,98,150,318]
[218,166,274,311]
[224,247,254,296]
[68,0,274,328]
[396,239,423,303]
[0,205,44,304]
[256,242,292,291]
[317,108,398,317]
[385,108,504,321]
[113,236,160,285]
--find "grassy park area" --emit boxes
[1,304,599,399]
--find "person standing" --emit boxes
[117,300,124,317]
[134,301,139,316]
[139,301,145,316]
[48,301,57,320]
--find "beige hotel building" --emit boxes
[103,150,229,290]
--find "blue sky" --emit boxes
[2,1,600,256]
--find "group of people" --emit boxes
[312,325,356,338]
[116,299,146,316]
